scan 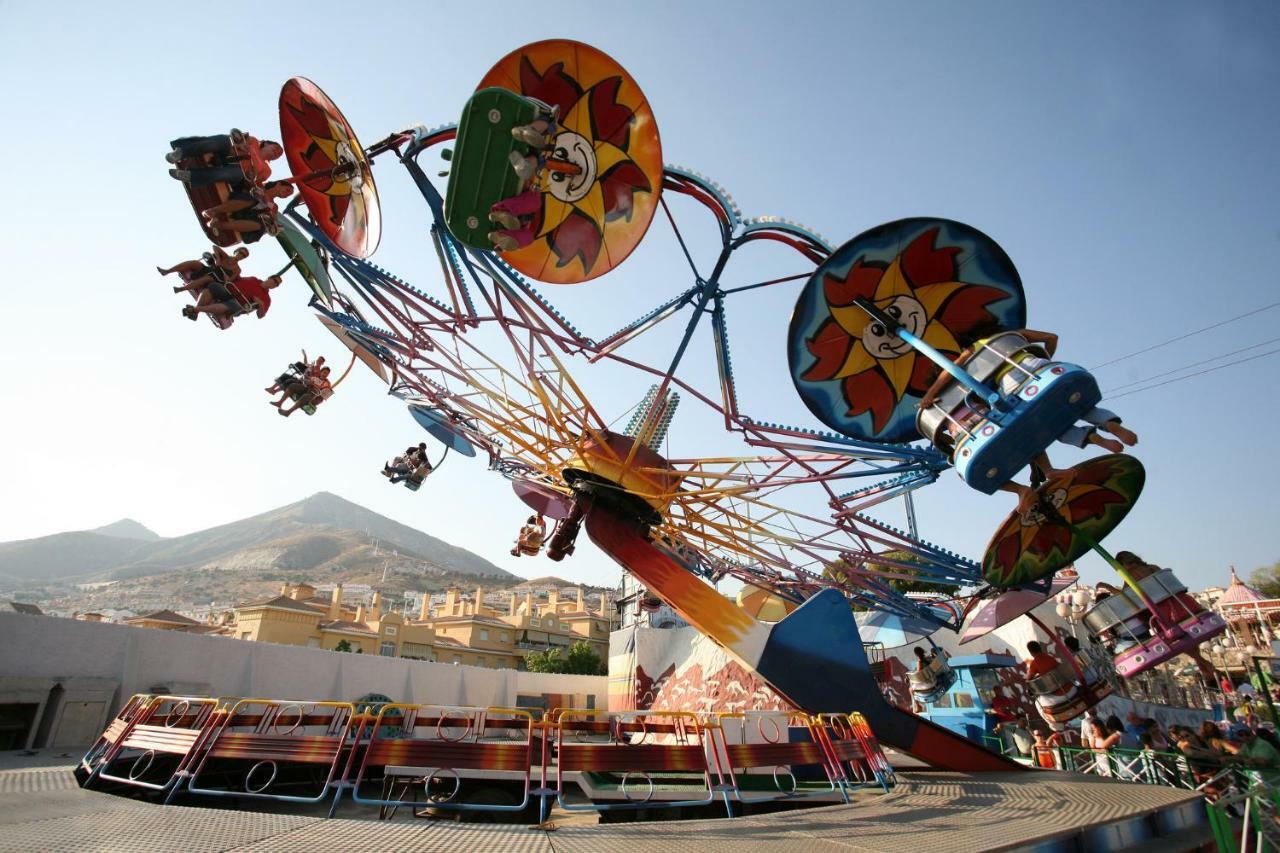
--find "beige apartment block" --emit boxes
[225,582,618,670]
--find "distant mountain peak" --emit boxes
[510,575,605,590]
[0,492,513,590]
[92,519,162,542]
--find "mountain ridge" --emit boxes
[0,492,515,588]
[92,519,162,542]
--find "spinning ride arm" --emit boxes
[585,503,1022,772]
[295,158,985,623]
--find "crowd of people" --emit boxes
[995,684,1280,797]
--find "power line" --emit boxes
[1090,300,1280,370]
[1104,345,1280,401]
[1104,336,1280,394]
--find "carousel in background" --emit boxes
[1199,568,1280,681]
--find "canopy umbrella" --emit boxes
[316,314,390,385]
[855,609,944,649]
[513,480,573,520]
[788,217,1027,444]
[960,575,1076,646]
[737,584,800,623]
[470,39,664,284]
[279,76,381,258]
[276,218,333,307]
[408,404,478,458]
[982,455,1145,588]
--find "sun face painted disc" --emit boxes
[788,218,1026,443]
[982,454,1145,588]
[474,40,662,284]
[279,77,381,259]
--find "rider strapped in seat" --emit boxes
[511,515,547,557]
[267,353,332,416]
[487,104,559,252]
[916,329,1138,511]
[160,244,280,327]
[384,443,434,489]
[165,131,294,246]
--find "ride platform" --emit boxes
[0,754,1210,852]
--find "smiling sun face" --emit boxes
[477,40,663,284]
[278,76,380,259]
[983,455,1144,588]
[546,131,597,203]
[799,226,1015,439]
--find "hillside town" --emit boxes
[8,578,616,673]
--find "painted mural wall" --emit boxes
[609,594,1212,731]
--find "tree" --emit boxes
[334,639,353,653]
[524,641,606,675]
[1250,562,1280,599]
[825,550,954,610]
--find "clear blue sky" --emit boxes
[2,1,1278,593]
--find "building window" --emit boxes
[480,629,489,641]
[477,657,486,667]
[239,631,252,640]
[500,632,509,643]
[452,655,462,664]
[530,618,540,626]
[380,642,396,657]
[306,637,320,648]
[384,626,397,636]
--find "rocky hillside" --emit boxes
[0,492,515,590]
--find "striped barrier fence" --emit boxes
[94,696,221,800]
[710,711,848,810]
[79,694,154,784]
[78,698,898,822]
[185,699,359,811]
[552,709,718,815]
[351,705,538,819]
[814,712,893,795]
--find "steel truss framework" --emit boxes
[285,125,1014,628]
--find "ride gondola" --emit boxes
[1082,563,1226,678]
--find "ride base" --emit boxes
[6,751,1210,852]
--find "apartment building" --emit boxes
[229,581,617,669]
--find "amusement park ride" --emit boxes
[157,39,1225,764]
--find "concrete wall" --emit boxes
[0,612,607,726]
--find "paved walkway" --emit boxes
[0,760,1209,853]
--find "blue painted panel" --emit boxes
[955,365,1102,493]
[408,405,478,457]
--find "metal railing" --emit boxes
[1053,745,1280,803]
[1207,785,1280,852]
[1055,746,1202,788]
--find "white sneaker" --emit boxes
[508,151,534,182]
